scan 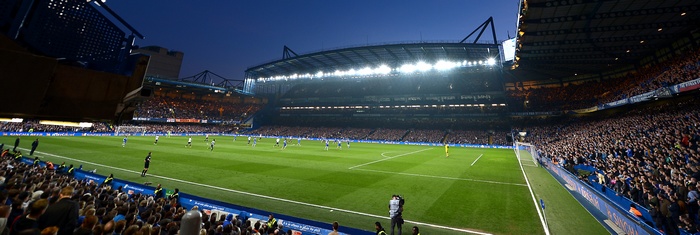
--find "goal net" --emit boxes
[514,142,539,167]
[115,126,146,136]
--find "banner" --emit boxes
[568,106,599,114]
[674,77,700,93]
[70,169,366,235]
[544,159,660,235]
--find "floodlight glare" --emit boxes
[434,60,457,71]
[358,67,373,75]
[416,61,432,72]
[375,65,391,74]
[486,58,496,65]
[399,64,417,73]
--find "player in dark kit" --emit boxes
[141,152,151,177]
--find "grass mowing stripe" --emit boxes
[352,168,527,187]
[17,146,492,235]
[515,149,551,235]
[6,136,542,234]
[348,147,432,169]
[470,153,484,166]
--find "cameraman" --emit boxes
[389,195,402,235]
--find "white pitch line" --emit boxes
[353,168,527,187]
[470,154,484,166]
[514,148,551,235]
[20,146,491,235]
[380,152,392,158]
[348,148,432,169]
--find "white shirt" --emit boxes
[389,198,400,217]
[188,137,192,142]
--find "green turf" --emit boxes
[0,136,604,234]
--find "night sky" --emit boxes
[106,0,520,81]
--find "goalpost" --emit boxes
[514,141,539,167]
[115,125,147,136]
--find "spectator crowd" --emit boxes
[245,126,509,145]
[135,96,263,123]
[0,151,313,235]
[508,48,700,112]
[527,97,700,234]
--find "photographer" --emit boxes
[389,195,403,235]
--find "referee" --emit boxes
[141,152,151,177]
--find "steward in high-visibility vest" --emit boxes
[14,151,22,161]
[154,184,164,199]
[67,164,74,175]
[103,174,114,185]
[33,157,40,167]
[266,214,278,234]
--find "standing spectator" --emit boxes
[687,185,699,222]
[12,138,19,152]
[37,187,79,235]
[0,206,10,235]
[328,221,339,235]
[30,139,38,156]
[11,199,48,235]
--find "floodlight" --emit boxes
[416,61,432,72]
[347,69,357,76]
[487,58,496,65]
[0,118,23,123]
[399,64,417,73]
[375,65,391,74]
[434,60,457,71]
[358,67,373,75]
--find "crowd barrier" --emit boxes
[542,158,661,235]
[14,156,372,235]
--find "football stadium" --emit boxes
[1,0,700,235]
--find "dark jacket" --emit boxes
[37,198,79,235]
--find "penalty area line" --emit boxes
[348,148,432,169]
[352,168,527,187]
[20,147,492,235]
[470,154,484,166]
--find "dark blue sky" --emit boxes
[107,0,520,81]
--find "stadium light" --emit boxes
[0,118,23,123]
[399,64,417,73]
[416,61,432,72]
[358,67,373,76]
[375,65,391,74]
[258,59,488,81]
[486,58,496,65]
[435,60,457,71]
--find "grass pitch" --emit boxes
[2,135,606,234]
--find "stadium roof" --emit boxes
[511,0,700,81]
[245,42,501,79]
